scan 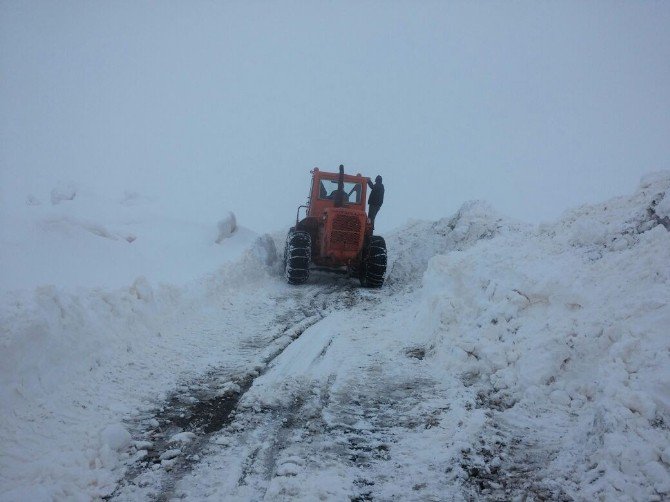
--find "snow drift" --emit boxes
[408,171,670,499]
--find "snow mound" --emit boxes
[386,199,529,286]
[549,170,670,251]
[216,211,237,243]
[0,249,279,500]
[0,184,276,499]
[100,424,132,451]
[411,170,670,499]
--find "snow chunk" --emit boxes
[169,432,196,444]
[656,192,670,220]
[569,219,608,246]
[99,424,131,451]
[216,212,237,243]
[217,381,241,396]
[159,448,181,460]
[251,234,278,266]
[130,276,154,302]
[213,436,231,446]
[276,461,301,477]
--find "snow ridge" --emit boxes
[409,171,670,499]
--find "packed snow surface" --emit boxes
[1,173,669,500]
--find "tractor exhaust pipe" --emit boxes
[334,164,345,207]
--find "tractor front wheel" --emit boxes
[284,230,311,284]
[360,235,387,288]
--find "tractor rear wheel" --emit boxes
[360,235,387,288]
[284,230,311,284]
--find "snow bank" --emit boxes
[412,171,670,499]
[0,240,280,499]
[0,184,280,499]
[385,200,530,286]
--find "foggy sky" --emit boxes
[2,1,669,233]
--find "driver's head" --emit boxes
[375,175,382,183]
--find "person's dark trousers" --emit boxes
[368,204,381,226]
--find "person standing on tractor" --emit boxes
[367,175,384,227]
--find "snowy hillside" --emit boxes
[0,184,255,291]
[1,173,669,500]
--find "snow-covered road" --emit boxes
[111,274,575,502]
[111,278,386,500]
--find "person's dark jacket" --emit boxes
[367,179,384,206]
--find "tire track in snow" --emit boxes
[172,290,452,501]
[109,278,378,501]
[202,364,449,501]
[459,391,576,501]
[109,314,321,501]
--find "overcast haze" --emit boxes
[2,1,669,233]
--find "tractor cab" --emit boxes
[308,168,367,217]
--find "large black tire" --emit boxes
[284,230,311,284]
[360,235,387,288]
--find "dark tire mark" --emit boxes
[110,280,381,500]
[459,390,575,501]
[108,314,321,501]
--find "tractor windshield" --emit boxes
[318,179,363,204]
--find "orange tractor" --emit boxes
[284,165,387,287]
